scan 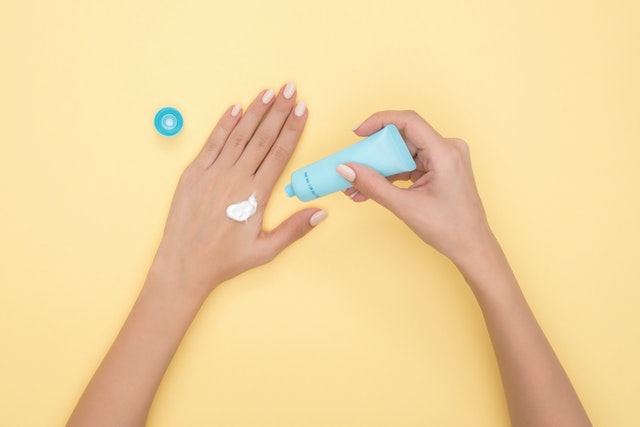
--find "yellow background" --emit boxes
[1,0,638,425]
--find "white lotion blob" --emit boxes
[226,193,258,222]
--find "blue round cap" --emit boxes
[154,107,183,137]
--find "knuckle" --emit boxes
[177,167,201,195]
[252,131,272,149]
[440,143,468,170]
[206,141,219,152]
[268,144,292,163]
[364,176,380,196]
[404,109,420,119]
[358,175,381,200]
[203,138,220,155]
[228,131,248,149]
[273,99,293,115]
[179,165,197,185]
[444,137,470,157]
[284,116,304,133]
[450,137,469,150]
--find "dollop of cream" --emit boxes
[226,193,258,222]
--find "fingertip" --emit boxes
[282,82,297,100]
[343,187,358,198]
[342,162,399,208]
[261,88,276,104]
[309,209,328,227]
[230,103,242,118]
[352,112,386,136]
[294,100,307,118]
[351,192,369,203]
[342,188,369,203]
[352,122,375,137]
[336,164,356,182]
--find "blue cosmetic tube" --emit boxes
[285,125,416,202]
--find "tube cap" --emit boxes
[154,107,183,137]
[285,184,295,197]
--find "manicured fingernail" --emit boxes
[309,210,328,227]
[230,104,242,117]
[262,89,275,104]
[352,122,362,131]
[336,164,356,182]
[294,100,306,117]
[283,82,296,99]
[348,189,360,199]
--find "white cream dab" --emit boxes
[226,193,258,222]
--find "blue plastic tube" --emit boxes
[285,125,416,202]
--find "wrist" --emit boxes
[143,261,210,316]
[147,241,226,305]
[451,230,518,297]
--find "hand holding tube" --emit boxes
[338,110,493,272]
[285,125,416,201]
[339,110,592,427]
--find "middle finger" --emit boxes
[215,87,277,168]
[235,82,298,174]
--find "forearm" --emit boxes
[67,85,315,426]
[67,268,205,427]
[457,236,591,427]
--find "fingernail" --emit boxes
[336,164,356,182]
[262,88,275,104]
[283,82,296,99]
[348,189,360,199]
[352,122,362,132]
[230,104,242,117]
[294,100,306,117]
[309,210,328,227]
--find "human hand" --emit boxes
[149,84,326,300]
[337,111,494,268]
[335,112,593,427]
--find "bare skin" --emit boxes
[68,83,326,427]
[340,110,592,427]
[67,92,591,427]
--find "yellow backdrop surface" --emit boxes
[1,0,638,425]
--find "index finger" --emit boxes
[353,110,445,156]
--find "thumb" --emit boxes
[337,164,402,211]
[263,208,327,256]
